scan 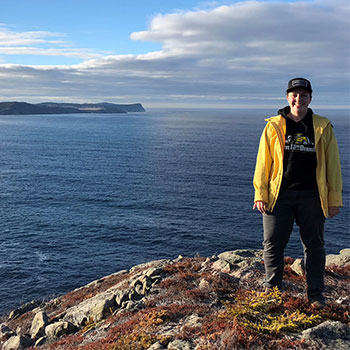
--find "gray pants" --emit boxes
[263,189,325,298]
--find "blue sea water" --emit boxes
[0,109,349,315]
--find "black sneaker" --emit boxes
[309,295,326,308]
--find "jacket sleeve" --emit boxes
[253,124,273,203]
[324,124,343,207]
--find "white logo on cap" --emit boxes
[292,79,308,87]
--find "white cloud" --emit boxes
[0,28,63,46]
[0,0,349,108]
[0,26,103,60]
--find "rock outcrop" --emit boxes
[1,249,349,350]
[326,248,350,267]
[301,320,350,349]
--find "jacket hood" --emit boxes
[265,109,331,130]
[277,106,314,119]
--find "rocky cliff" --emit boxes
[1,249,349,350]
[0,102,145,115]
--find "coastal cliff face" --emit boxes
[1,249,349,350]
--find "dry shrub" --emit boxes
[283,266,306,284]
[25,256,350,350]
[326,264,350,277]
[284,257,295,265]
[199,317,263,349]
[319,303,350,323]
[200,272,238,296]
[43,333,85,350]
[163,257,206,275]
[222,288,322,335]
[281,294,311,313]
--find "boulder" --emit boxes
[218,249,263,265]
[148,342,165,349]
[167,339,192,350]
[326,249,350,267]
[115,290,129,306]
[198,278,210,290]
[290,258,304,276]
[30,311,49,339]
[2,334,32,350]
[212,258,232,273]
[121,300,140,312]
[145,267,165,278]
[128,289,143,302]
[216,249,264,278]
[301,320,350,349]
[0,324,15,341]
[59,260,166,329]
[8,300,41,321]
[45,321,77,338]
[182,314,202,328]
[63,292,116,327]
[131,275,153,296]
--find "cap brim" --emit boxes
[286,87,312,93]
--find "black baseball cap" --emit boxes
[286,78,312,94]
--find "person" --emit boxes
[253,77,343,307]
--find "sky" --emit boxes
[0,0,349,109]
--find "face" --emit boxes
[286,88,312,117]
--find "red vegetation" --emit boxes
[12,255,349,350]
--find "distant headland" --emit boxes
[0,102,146,115]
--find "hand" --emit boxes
[253,201,267,214]
[328,206,340,218]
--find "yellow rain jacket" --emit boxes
[253,114,343,217]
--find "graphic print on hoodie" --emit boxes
[279,107,318,190]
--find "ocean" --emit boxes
[0,109,349,315]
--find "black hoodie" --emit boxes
[279,106,318,190]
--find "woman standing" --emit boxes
[253,78,342,307]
